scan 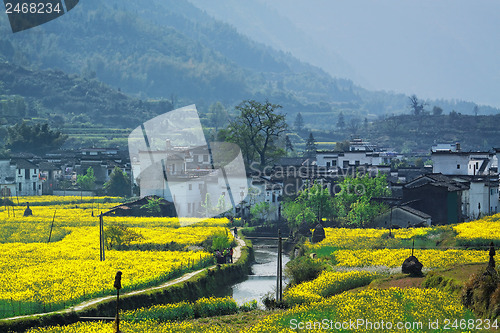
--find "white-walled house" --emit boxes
[432,151,495,176]
[245,176,282,222]
[431,148,499,220]
[135,142,249,218]
[316,150,400,170]
[0,160,17,197]
[1,159,43,196]
[454,176,499,220]
[15,159,42,196]
[316,151,338,169]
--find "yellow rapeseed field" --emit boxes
[0,196,231,311]
[251,288,476,332]
[137,226,231,246]
[0,227,213,304]
[308,227,433,250]
[12,195,122,205]
[333,248,487,268]
[284,270,377,305]
[454,213,500,243]
[27,320,233,333]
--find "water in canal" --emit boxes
[220,239,290,307]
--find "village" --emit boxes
[1,138,498,229]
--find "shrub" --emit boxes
[462,268,500,318]
[104,223,144,250]
[239,300,258,312]
[193,297,238,317]
[122,302,194,322]
[285,256,325,286]
[203,229,235,252]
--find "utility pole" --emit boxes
[276,229,283,303]
[99,212,105,261]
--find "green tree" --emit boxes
[333,173,391,227]
[473,105,479,116]
[103,167,131,197]
[77,167,96,190]
[304,132,317,159]
[141,197,163,216]
[208,229,234,252]
[414,158,424,168]
[294,112,304,132]
[227,100,287,166]
[250,201,277,224]
[432,106,443,116]
[282,182,335,234]
[337,111,345,129]
[348,117,360,134]
[335,140,350,152]
[6,122,67,154]
[285,135,294,155]
[209,101,227,132]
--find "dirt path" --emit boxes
[3,236,247,321]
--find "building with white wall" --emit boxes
[431,150,496,176]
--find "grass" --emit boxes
[184,309,276,333]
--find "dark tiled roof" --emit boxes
[276,157,306,167]
[399,205,431,219]
[404,173,469,191]
[14,159,38,170]
[38,162,58,170]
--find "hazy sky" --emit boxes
[191,0,500,108]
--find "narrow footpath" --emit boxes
[3,236,246,321]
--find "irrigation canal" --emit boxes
[219,238,290,307]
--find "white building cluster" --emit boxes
[431,144,500,219]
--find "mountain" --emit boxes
[0,0,359,117]
[0,0,498,139]
[0,61,174,148]
[187,0,361,84]
[190,0,500,109]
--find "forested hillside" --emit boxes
[0,62,172,127]
[308,113,500,153]
[0,0,499,151]
[0,0,358,115]
[366,113,500,152]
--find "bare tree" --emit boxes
[408,95,426,116]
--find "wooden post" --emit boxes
[114,271,122,333]
[389,206,393,237]
[47,210,56,243]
